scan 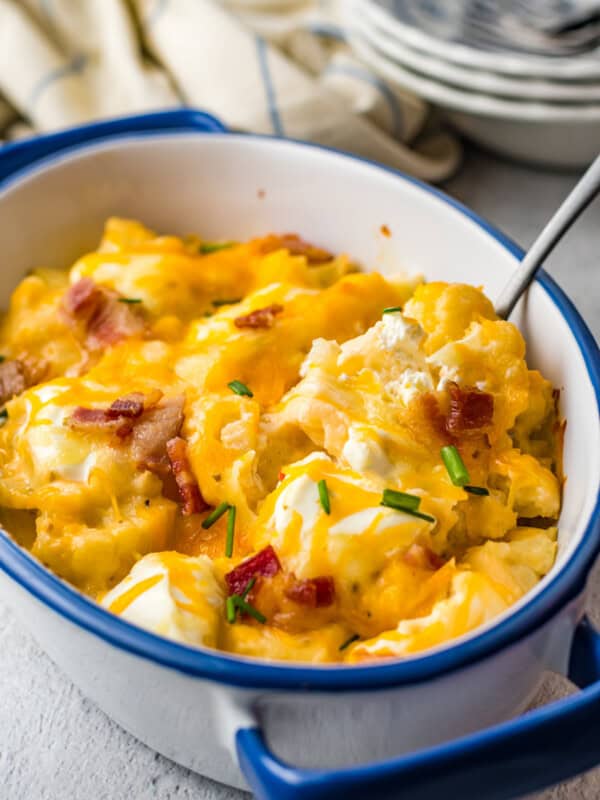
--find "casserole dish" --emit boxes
[0,110,598,799]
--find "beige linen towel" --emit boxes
[0,0,461,181]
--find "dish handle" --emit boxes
[0,109,227,182]
[236,616,600,800]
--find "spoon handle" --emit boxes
[495,153,600,319]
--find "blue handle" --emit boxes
[0,109,227,183]
[237,617,600,800]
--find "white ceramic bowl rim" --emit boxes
[348,27,600,122]
[0,126,599,692]
[360,0,600,79]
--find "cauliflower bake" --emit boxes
[0,219,562,663]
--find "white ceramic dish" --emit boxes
[0,111,599,800]
[352,3,600,102]
[362,0,600,79]
[347,27,600,168]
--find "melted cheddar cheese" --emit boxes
[0,219,561,663]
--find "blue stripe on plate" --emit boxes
[255,36,284,137]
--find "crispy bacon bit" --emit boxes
[68,392,149,438]
[166,436,208,515]
[285,575,335,607]
[61,278,145,350]
[402,543,445,571]
[107,392,145,419]
[421,393,454,443]
[446,382,494,437]
[0,359,27,404]
[62,277,98,315]
[225,545,282,597]
[131,395,184,473]
[234,304,284,330]
[260,234,332,264]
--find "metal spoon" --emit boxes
[495,153,600,319]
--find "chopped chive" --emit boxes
[212,297,242,307]
[464,485,490,496]
[0,408,7,427]
[202,501,229,529]
[241,576,256,600]
[318,479,331,515]
[441,445,470,487]
[118,297,142,304]
[339,633,360,651]
[380,489,421,512]
[200,241,234,254]
[228,380,253,398]
[382,306,403,314]
[384,505,435,523]
[234,595,266,624]
[225,504,236,557]
[0,355,5,363]
[226,596,237,624]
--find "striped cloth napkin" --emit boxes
[0,0,461,182]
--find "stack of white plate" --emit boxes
[345,0,600,167]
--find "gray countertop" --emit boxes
[1,145,599,800]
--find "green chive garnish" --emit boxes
[212,298,241,307]
[228,380,253,397]
[441,445,470,487]
[339,633,360,651]
[202,501,229,530]
[0,355,5,363]
[234,595,266,624]
[0,409,8,427]
[226,596,237,624]
[318,479,330,515]
[225,504,236,557]
[118,297,142,304]
[241,577,256,600]
[382,306,403,314]
[464,485,490,496]
[380,490,435,523]
[380,489,421,512]
[200,242,234,254]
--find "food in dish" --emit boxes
[0,219,562,663]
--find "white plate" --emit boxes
[347,27,600,167]
[352,3,600,102]
[360,0,600,79]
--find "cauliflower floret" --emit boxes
[101,551,225,648]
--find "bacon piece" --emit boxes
[285,575,335,608]
[446,382,494,437]
[166,436,208,515]
[61,278,145,350]
[0,359,27,404]
[402,543,444,571]
[234,304,283,330]
[260,234,332,264]
[68,392,149,438]
[131,395,184,472]
[421,393,454,443]
[225,545,282,597]
[107,392,145,420]
[62,277,98,315]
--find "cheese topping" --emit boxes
[0,220,561,664]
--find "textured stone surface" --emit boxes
[1,145,599,799]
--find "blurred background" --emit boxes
[2,0,600,177]
[0,2,599,799]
